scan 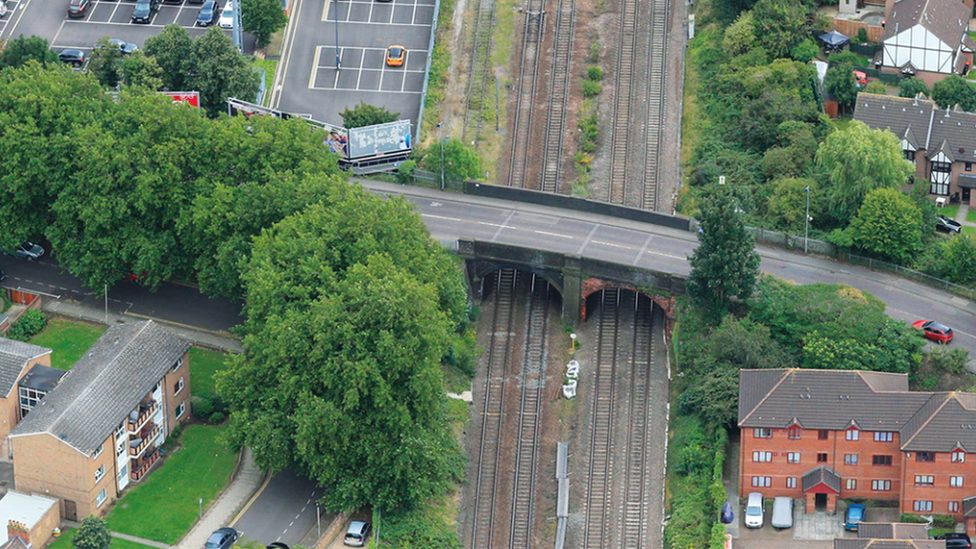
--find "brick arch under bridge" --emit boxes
[580,279,678,338]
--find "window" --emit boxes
[751,476,771,488]
[176,401,186,419]
[873,455,892,466]
[914,475,934,486]
[172,357,184,372]
[817,453,828,463]
[953,451,966,463]
[818,430,829,440]
[787,452,800,464]
[951,476,964,487]
[18,387,45,419]
[787,477,797,489]
[846,479,857,490]
[92,445,103,459]
[96,489,107,507]
[914,500,933,512]
[904,149,916,163]
[115,422,125,440]
[118,464,127,480]
[916,452,935,462]
[151,381,160,393]
[845,454,858,465]
[950,501,960,513]
[872,480,891,491]
[753,451,772,463]
[754,428,772,439]
[788,426,802,440]
[966,162,972,172]
[874,431,894,442]
[931,161,951,195]
[846,428,860,441]
[174,376,184,396]
[94,464,105,483]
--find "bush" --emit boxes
[6,309,46,342]
[932,514,956,529]
[708,522,726,549]
[588,42,600,62]
[396,159,417,184]
[927,346,970,376]
[864,81,887,94]
[899,513,929,523]
[899,77,930,98]
[208,411,225,424]
[857,28,868,44]
[581,79,602,97]
[587,66,603,80]
[193,395,215,420]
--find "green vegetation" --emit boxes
[252,58,278,106]
[47,530,155,549]
[240,0,287,47]
[73,517,111,549]
[189,347,230,396]
[932,74,976,110]
[339,101,399,129]
[6,309,46,342]
[106,425,237,544]
[939,203,960,220]
[0,36,59,69]
[571,42,604,197]
[28,318,106,369]
[420,0,455,139]
[419,138,482,183]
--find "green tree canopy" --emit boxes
[122,50,164,90]
[789,38,818,63]
[934,235,976,285]
[0,36,59,69]
[241,0,288,47]
[849,188,925,264]
[722,11,757,57]
[765,177,820,234]
[899,77,929,99]
[88,37,124,89]
[419,138,482,183]
[932,74,976,111]
[825,61,858,111]
[73,517,111,549]
[751,0,808,59]
[144,24,194,91]
[687,188,761,319]
[864,80,887,94]
[339,101,400,128]
[815,120,915,224]
[190,28,261,116]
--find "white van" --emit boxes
[744,492,764,528]
[771,497,793,529]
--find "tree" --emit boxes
[766,177,820,234]
[789,38,818,63]
[899,77,930,99]
[849,188,925,264]
[722,11,757,57]
[419,138,482,182]
[0,36,59,69]
[73,517,111,549]
[686,188,761,319]
[751,0,808,59]
[122,51,164,90]
[220,192,469,511]
[925,234,976,284]
[241,0,287,47]
[825,61,858,112]
[932,74,976,111]
[864,80,887,94]
[190,28,261,116]
[144,24,194,91]
[339,101,399,128]
[815,120,915,224]
[88,37,124,88]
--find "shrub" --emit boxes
[932,514,956,529]
[708,522,726,549]
[396,159,417,184]
[581,79,602,97]
[587,65,603,80]
[899,77,930,98]
[864,81,887,94]
[857,28,868,44]
[927,346,970,376]
[588,42,600,62]
[193,395,215,420]
[899,514,929,523]
[6,309,46,342]
[208,411,225,424]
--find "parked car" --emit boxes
[14,242,44,261]
[96,38,138,55]
[196,1,218,26]
[385,45,405,67]
[0,1,9,18]
[744,493,764,529]
[937,215,962,233]
[343,521,371,547]
[913,319,954,344]
[131,0,159,23]
[844,503,866,531]
[57,48,87,67]
[67,0,92,18]
[935,533,973,549]
[771,497,793,529]
[204,528,238,549]
[217,0,233,28]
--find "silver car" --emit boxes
[343,521,371,547]
[14,242,44,260]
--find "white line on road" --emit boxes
[576,225,599,254]
[633,234,654,265]
[591,240,633,250]
[308,45,322,89]
[534,230,573,239]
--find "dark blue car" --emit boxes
[196,0,218,25]
[844,503,866,531]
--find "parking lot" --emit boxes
[310,46,426,93]
[0,0,25,43]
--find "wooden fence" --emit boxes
[833,18,884,43]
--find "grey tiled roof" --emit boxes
[963,494,976,517]
[10,321,189,455]
[884,0,970,50]
[836,541,946,549]
[855,93,976,165]
[858,523,930,540]
[901,394,976,451]
[802,466,841,493]
[0,339,52,398]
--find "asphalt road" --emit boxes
[233,469,330,547]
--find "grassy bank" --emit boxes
[28,318,106,370]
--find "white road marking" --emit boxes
[534,230,573,239]
[633,234,654,265]
[308,45,322,89]
[576,225,599,254]
[591,239,633,250]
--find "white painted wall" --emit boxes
[884,25,955,73]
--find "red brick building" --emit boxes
[739,369,976,535]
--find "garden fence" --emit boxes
[406,168,465,191]
[847,254,976,300]
[745,227,837,257]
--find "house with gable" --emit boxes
[879,0,975,85]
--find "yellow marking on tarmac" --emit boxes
[309,45,322,89]
[3,0,34,43]
[229,472,273,527]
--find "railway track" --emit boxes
[508,276,550,548]
[606,0,639,204]
[539,0,575,193]
[470,269,518,549]
[506,1,546,188]
[640,0,669,210]
[463,0,499,146]
[583,288,625,549]
[622,295,654,547]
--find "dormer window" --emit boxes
[787,426,802,440]
[846,427,860,441]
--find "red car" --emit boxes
[913,320,954,344]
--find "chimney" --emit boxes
[8,520,29,546]
[913,93,920,106]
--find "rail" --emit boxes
[507,7,546,189]
[622,295,653,547]
[540,0,576,194]
[607,0,639,205]
[462,0,498,146]
[640,0,669,210]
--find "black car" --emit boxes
[96,38,138,55]
[196,1,218,25]
[67,0,92,18]
[937,214,962,233]
[57,48,87,67]
[935,533,972,549]
[131,0,158,23]
[204,528,238,549]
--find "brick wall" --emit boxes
[900,451,976,519]
[0,354,52,460]
[163,351,191,432]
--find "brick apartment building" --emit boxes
[0,340,53,458]
[9,321,191,520]
[739,369,976,535]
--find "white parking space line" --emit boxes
[355,48,364,88]
[378,48,386,89]
[308,44,322,89]
[410,1,416,24]
[366,0,373,22]
[400,50,407,91]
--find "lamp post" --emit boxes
[436,122,445,190]
[333,0,341,69]
[805,185,811,254]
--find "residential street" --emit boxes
[233,470,328,547]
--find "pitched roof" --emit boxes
[884,0,970,50]
[10,321,189,455]
[963,494,976,517]
[0,339,51,399]
[835,541,946,549]
[858,523,931,540]
[901,393,976,452]
[802,466,841,493]
[855,93,976,164]
[0,538,29,549]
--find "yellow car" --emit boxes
[385,45,406,67]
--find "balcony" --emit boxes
[128,424,160,459]
[130,450,160,481]
[127,400,158,434]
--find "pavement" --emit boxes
[955,203,975,228]
[232,469,331,547]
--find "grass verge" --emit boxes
[28,318,106,370]
[46,530,156,549]
[105,424,237,544]
[252,58,278,107]
[420,0,456,141]
[189,347,231,397]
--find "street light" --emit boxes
[805,185,811,254]
[436,122,445,190]
[333,0,341,69]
